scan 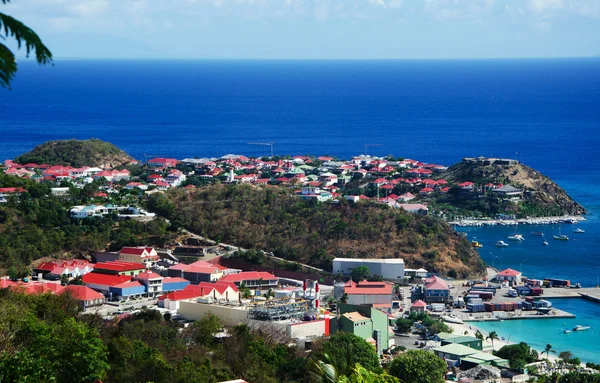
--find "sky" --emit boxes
[3,0,600,59]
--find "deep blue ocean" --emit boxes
[1,58,600,359]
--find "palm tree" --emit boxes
[542,344,556,361]
[307,353,340,383]
[486,331,499,349]
[1,0,53,88]
[475,330,484,340]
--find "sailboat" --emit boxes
[553,226,569,241]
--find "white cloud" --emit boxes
[528,0,563,14]
[67,0,109,16]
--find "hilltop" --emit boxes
[438,158,586,217]
[15,139,135,168]
[149,183,486,278]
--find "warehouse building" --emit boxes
[332,258,405,281]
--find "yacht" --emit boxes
[495,241,509,247]
[574,228,585,234]
[531,231,544,236]
[573,325,591,331]
[508,234,525,241]
[553,235,569,241]
[471,240,483,248]
[441,315,464,325]
[542,240,549,246]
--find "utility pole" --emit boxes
[365,143,383,156]
[248,142,274,157]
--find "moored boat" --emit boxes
[574,228,585,233]
[495,241,509,247]
[531,231,544,236]
[441,315,464,324]
[508,234,525,241]
[542,240,549,246]
[553,235,569,241]
[573,325,591,331]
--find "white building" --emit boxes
[332,258,405,281]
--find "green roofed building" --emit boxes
[437,332,483,350]
[433,343,509,369]
[331,303,393,355]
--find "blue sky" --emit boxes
[4,0,600,59]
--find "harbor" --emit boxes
[449,215,586,227]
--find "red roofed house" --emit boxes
[118,247,159,266]
[134,270,164,295]
[496,268,522,284]
[397,192,415,202]
[34,260,94,279]
[159,282,239,310]
[419,187,435,196]
[220,271,278,290]
[410,299,427,315]
[148,158,178,168]
[92,261,147,276]
[82,273,132,295]
[424,276,450,303]
[343,280,394,309]
[9,282,65,295]
[61,285,106,311]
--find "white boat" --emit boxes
[542,240,549,246]
[573,325,591,331]
[563,329,572,334]
[495,241,509,247]
[574,228,585,234]
[508,234,525,241]
[441,315,464,324]
[531,231,544,236]
[553,235,569,241]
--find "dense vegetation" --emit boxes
[149,184,485,277]
[0,173,175,271]
[436,161,586,218]
[15,139,134,167]
[0,292,428,383]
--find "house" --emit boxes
[492,185,523,199]
[404,268,428,279]
[298,186,333,202]
[61,285,106,311]
[496,268,522,284]
[331,303,391,355]
[397,192,415,202]
[34,260,94,279]
[82,273,133,297]
[134,271,164,295]
[0,187,27,203]
[433,343,508,369]
[343,280,394,309]
[148,158,178,168]
[437,332,483,350]
[182,266,224,284]
[220,271,278,290]
[396,204,429,215]
[424,276,451,303]
[118,247,160,265]
[162,277,190,292]
[160,281,240,310]
[410,300,427,315]
[332,258,405,281]
[92,261,147,276]
[419,187,434,196]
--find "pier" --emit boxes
[448,215,585,227]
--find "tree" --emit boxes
[238,282,252,299]
[558,351,572,363]
[0,0,53,88]
[542,344,556,361]
[339,363,401,383]
[395,318,414,333]
[486,331,499,349]
[558,372,600,383]
[494,342,539,370]
[388,350,447,383]
[474,330,484,340]
[312,332,381,377]
[351,266,371,283]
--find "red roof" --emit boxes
[412,299,427,308]
[344,280,393,295]
[0,279,17,288]
[61,285,104,301]
[220,271,278,283]
[424,276,448,290]
[134,271,163,280]
[497,268,521,277]
[82,273,132,286]
[93,261,147,272]
[162,277,189,284]
[112,281,144,289]
[185,266,221,275]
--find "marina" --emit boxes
[449,215,586,227]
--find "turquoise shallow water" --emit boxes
[475,298,600,363]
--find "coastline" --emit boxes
[448,215,585,227]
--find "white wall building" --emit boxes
[332,258,405,281]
